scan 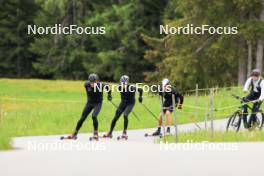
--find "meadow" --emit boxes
[0,79,251,149]
[164,130,264,143]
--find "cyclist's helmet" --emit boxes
[162,78,169,87]
[251,69,261,77]
[120,75,129,84]
[88,73,99,83]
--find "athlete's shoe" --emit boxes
[103,132,113,138]
[61,133,77,140]
[121,131,128,138]
[152,129,161,136]
[166,127,171,134]
[90,131,99,141]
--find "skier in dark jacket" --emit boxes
[67,73,112,140]
[104,75,143,139]
[152,78,184,136]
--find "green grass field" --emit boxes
[0,78,255,149]
[164,130,264,143]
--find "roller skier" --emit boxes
[151,78,184,136]
[61,73,112,140]
[103,75,143,140]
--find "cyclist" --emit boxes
[243,69,264,128]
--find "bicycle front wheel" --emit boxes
[226,111,242,132]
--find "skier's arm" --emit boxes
[171,86,177,94]
[137,87,143,97]
[243,78,251,92]
[137,87,143,103]
[84,81,90,87]
[102,83,112,101]
[132,85,143,103]
[177,93,184,109]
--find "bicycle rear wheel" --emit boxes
[226,111,242,132]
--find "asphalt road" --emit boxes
[0,119,263,176]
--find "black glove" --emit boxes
[138,96,143,103]
[242,97,249,103]
[108,95,112,101]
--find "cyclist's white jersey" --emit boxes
[243,77,264,101]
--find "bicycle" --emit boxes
[226,95,264,132]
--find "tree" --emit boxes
[0,0,39,77]
[256,0,264,72]
[142,0,264,89]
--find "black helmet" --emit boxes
[88,73,99,82]
[251,69,261,77]
[120,75,129,84]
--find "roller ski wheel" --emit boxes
[89,136,99,141]
[117,135,128,141]
[144,133,162,138]
[60,135,77,140]
[103,133,113,139]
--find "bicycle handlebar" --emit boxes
[231,94,257,104]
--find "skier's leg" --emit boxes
[109,102,126,134]
[123,103,135,132]
[165,110,172,133]
[91,103,102,133]
[152,112,163,136]
[74,103,93,135]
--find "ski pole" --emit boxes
[172,94,178,143]
[141,103,159,121]
[109,101,140,122]
[159,95,166,142]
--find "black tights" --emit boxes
[109,101,134,133]
[110,115,128,133]
[75,102,102,134]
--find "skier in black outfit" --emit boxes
[152,78,184,136]
[104,75,143,138]
[68,73,112,140]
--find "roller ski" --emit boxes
[60,134,77,140]
[117,131,128,140]
[144,128,163,138]
[102,132,113,139]
[89,132,99,141]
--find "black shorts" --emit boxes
[162,106,173,113]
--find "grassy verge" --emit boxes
[164,130,264,143]
[0,128,11,150]
[0,78,254,149]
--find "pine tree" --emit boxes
[0,0,39,77]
